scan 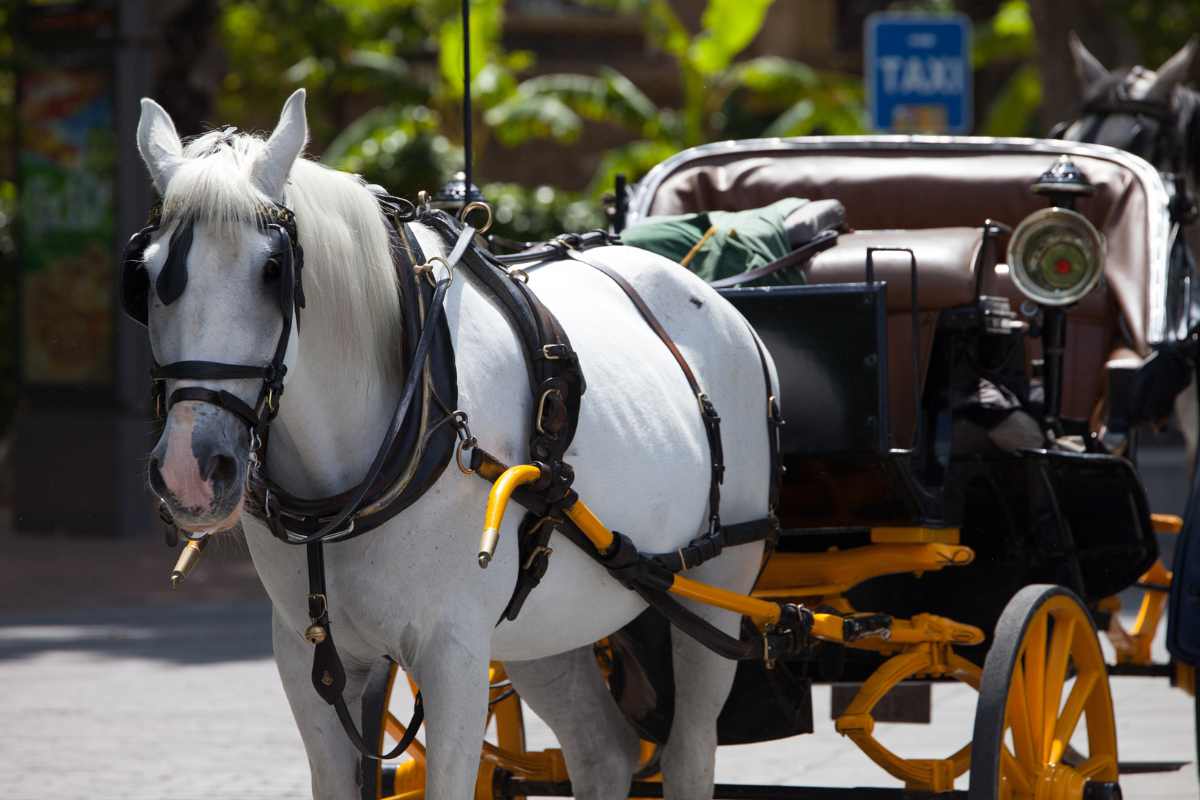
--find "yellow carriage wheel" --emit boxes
[360,662,530,800]
[968,585,1121,800]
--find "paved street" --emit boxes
[1,579,1196,798]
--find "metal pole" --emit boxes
[461,0,472,196]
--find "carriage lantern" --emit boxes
[1007,156,1105,309]
[1007,156,1106,429]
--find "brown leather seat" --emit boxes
[638,141,1162,426]
[806,228,986,311]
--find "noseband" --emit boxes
[122,203,306,447]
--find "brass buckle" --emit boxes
[522,544,554,571]
[456,436,477,475]
[307,592,328,621]
[536,388,562,436]
[414,255,453,288]
[460,201,494,235]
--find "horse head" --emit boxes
[133,91,309,533]
[1062,33,1200,197]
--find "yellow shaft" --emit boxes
[479,464,544,567]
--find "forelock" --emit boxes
[160,131,272,233]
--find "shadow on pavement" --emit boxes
[0,599,275,664]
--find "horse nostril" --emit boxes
[148,457,168,497]
[205,453,239,491]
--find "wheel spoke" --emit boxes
[1007,659,1038,769]
[1022,610,1048,760]
[1000,744,1034,795]
[385,712,426,765]
[1050,670,1098,765]
[1075,753,1117,779]
[1043,616,1076,764]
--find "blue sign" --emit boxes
[866,13,972,134]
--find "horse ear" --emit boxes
[251,89,308,203]
[1149,36,1199,101]
[137,98,184,195]
[1069,31,1109,91]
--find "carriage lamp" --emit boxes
[1006,206,1105,308]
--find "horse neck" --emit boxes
[263,211,410,499]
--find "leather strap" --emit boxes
[244,217,459,542]
[569,253,724,534]
[152,361,276,381]
[708,228,840,289]
[424,212,587,473]
[168,386,261,432]
[266,272,454,545]
[306,541,425,760]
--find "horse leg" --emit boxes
[405,625,493,800]
[271,607,366,800]
[505,647,641,800]
[657,548,761,800]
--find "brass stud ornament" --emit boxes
[304,624,328,645]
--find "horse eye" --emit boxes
[263,256,282,282]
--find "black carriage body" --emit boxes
[720,281,1157,624]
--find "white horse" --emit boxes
[136,89,777,799]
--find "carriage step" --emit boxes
[501,780,965,798]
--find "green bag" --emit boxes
[621,197,812,285]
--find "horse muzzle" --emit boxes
[149,400,251,531]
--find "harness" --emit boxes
[122,195,783,762]
[1066,73,1200,224]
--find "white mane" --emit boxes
[160,129,403,379]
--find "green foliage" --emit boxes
[973,0,1041,137]
[1114,0,1200,69]
[484,182,604,242]
[489,0,865,195]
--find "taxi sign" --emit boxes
[866,13,972,134]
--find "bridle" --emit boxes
[1061,72,1200,225]
[122,202,306,460]
[123,192,469,761]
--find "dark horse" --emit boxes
[1060,33,1200,714]
[1058,34,1200,427]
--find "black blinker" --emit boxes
[156,221,193,306]
[121,227,154,326]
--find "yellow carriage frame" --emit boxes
[359,461,1188,800]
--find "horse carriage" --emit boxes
[130,85,1197,800]
[352,135,1191,800]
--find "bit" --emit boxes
[170,536,208,588]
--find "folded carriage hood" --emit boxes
[627,136,1173,352]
